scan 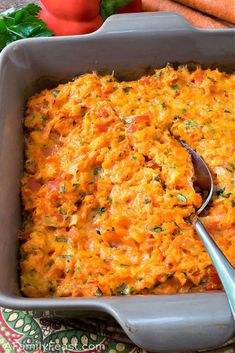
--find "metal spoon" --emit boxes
[179,140,235,320]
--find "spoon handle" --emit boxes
[194,218,235,320]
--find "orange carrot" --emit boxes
[174,0,235,24]
[142,0,229,29]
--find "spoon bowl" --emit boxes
[179,140,214,214]
[178,140,235,320]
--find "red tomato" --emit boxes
[39,4,103,36]
[118,0,142,13]
[40,0,100,21]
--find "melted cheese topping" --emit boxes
[20,66,235,297]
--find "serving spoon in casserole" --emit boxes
[179,140,235,320]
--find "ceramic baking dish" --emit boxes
[0,12,234,352]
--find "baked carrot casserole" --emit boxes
[20,66,235,297]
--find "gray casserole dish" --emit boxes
[0,12,234,352]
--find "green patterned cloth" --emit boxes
[1,308,235,353]
[0,308,144,353]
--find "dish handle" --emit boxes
[96,12,194,35]
[105,293,234,351]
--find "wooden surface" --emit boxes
[0,0,37,12]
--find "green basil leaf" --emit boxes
[177,194,187,202]
[93,166,102,175]
[0,3,53,52]
[151,226,163,232]
[96,207,106,215]
[115,282,130,295]
[60,184,65,193]
[171,84,180,90]
[226,163,235,173]
[185,120,198,128]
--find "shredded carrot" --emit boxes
[20,66,235,297]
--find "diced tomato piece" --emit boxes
[96,124,108,132]
[194,76,204,83]
[127,115,150,132]
[27,177,41,192]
